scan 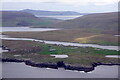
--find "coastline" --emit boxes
[1,58,120,73]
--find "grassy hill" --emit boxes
[48,12,118,32]
[1,11,62,27]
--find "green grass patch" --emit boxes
[92,49,120,55]
[97,41,119,46]
[3,40,119,66]
[38,43,77,54]
[37,42,120,55]
[22,18,52,26]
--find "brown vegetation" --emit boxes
[4,29,118,45]
[2,40,41,54]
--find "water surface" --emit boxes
[105,55,120,58]
[2,62,119,78]
[114,35,120,37]
[36,15,83,20]
[1,37,119,51]
[1,27,59,32]
[50,55,68,58]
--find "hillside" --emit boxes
[48,12,118,32]
[21,9,84,16]
[1,11,62,27]
[1,11,119,33]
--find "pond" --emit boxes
[105,55,120,58]
[114,35,120,37]
[50,55,68,58]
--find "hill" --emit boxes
[1,11,62,27]
[21,9,84,16]
[48,12,118,32]
[1,11,119,33]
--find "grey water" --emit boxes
[1,37,119,51]
[0,27,59,32]
[1,27,119,51]
[2,62,119,78]
[105,55,120,58]
[114,35,120,37]
[35,15,83,20]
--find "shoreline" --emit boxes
[1,58,120,73]
[1,33,119,46]
[2,37,119,51]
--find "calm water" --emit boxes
[114,35,120,37]
[50,55,68,58]
[36,15,83,20]
[2,62,119,78]
[1,27,119,51]
[105,55,120,58]
[1,27,59,32]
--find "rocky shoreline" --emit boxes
[1,58,120,73]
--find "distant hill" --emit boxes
[48,12,118,32]
[1,11,118,33]
[21,9,86,16]
[1,11,62,27]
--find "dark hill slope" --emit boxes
[48,12,118,31]
[1,11,62,27]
